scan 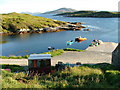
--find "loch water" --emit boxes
[1,14,118,56]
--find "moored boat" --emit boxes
[75,36,87,42]
[66,40,74,45]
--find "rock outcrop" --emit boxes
[112,43,120,70]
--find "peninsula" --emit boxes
[1,12,67,34]
[56,11,120,18]
[1,12,86,35]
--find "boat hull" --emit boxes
[75,38,87,42]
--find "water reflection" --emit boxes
[0,41,8,44]
[18,33,31,40]
[16,50,30,54]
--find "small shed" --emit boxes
[28,54,51,74]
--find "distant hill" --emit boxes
[21,12,41,15]
[56,11,120,18]
[43,8,77,14]
[1,12,67,33]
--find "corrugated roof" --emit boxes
[28,54,51,60]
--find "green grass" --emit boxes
[1,12,67,33]
[2,70,45,88]
[0,48,84,59]
[105,70,120,87]
[43,49,64,57]
[1,64,25,72]
[0,49,64,59]
[0,55,29,59]
[83,63,117,73]
[1,64,120,88]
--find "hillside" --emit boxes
[43,8,77,14]
[1,12,67,33]
[56,11,120,18]
[1,64,120,88]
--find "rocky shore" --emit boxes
[1,22,86,35]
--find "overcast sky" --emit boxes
[0,0,119,13]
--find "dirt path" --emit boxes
[0,59,28,66]
[0,42,118,66]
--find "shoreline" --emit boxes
[0,42,118,66]
[1,22,86,36]
[0,42,118,57]
[0,29,66,36]
[1,41,118,66]
[56,15,120,18]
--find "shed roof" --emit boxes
[28,54,51,60]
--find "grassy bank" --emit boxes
[0,49,64,59]
[0,48,84,59]
[1,63,120,88]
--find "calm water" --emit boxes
[1,14,118,56]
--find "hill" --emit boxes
[56,11,120,18]
[21,12,41,15]
[43,8,77,14]
[1,12,67,33]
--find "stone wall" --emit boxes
[112,43,120,70]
